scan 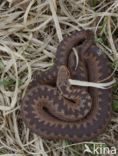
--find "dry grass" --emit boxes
[0,0,118,155]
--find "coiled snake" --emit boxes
[21,30,113,142]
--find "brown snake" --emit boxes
[21,30,113,142]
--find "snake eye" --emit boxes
[63,79,71,87]
[57,65,70,87]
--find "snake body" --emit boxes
[21,30,113,142]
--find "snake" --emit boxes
[21,30,113,142]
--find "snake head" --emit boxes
[57,65,71,91]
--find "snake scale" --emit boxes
[21,30,113,142]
